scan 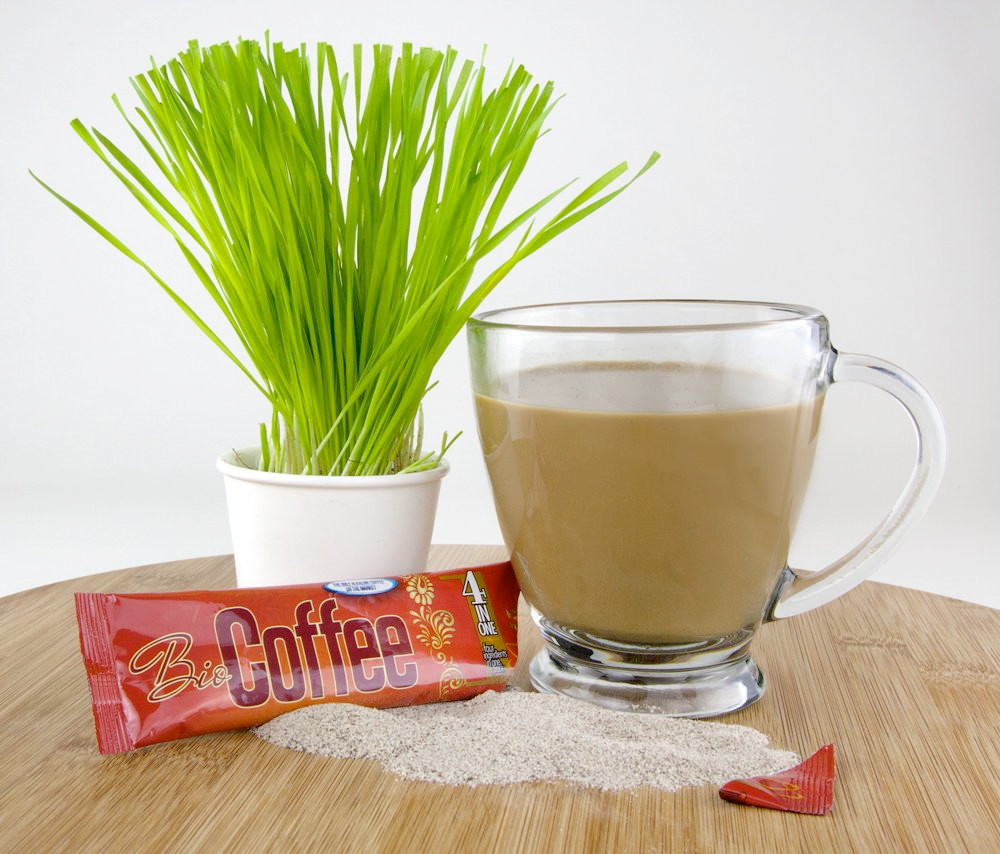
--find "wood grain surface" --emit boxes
[0,545,997,852]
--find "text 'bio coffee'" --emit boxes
[74,562,519,753]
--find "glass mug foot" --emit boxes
[529,610,766,717]
[529,649,765,718]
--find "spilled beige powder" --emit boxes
[254,690,798,791]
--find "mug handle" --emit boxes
[770,351,947,619]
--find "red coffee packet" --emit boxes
[719,744,835,815]
[75,562,520,754]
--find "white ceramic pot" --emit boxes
[218,448,449,588]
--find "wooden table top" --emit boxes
[0,545,997,852]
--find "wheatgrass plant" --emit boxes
[35,38,657,475]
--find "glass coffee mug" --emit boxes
[467,300,945,717]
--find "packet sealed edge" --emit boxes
[74,561,520,754]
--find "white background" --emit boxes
[2,1,997,608]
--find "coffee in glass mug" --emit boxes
[467,301,945,716]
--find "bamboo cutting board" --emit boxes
[0,545,997,852]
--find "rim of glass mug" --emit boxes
[469,299,826,333]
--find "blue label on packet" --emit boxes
[323,578,398,596]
